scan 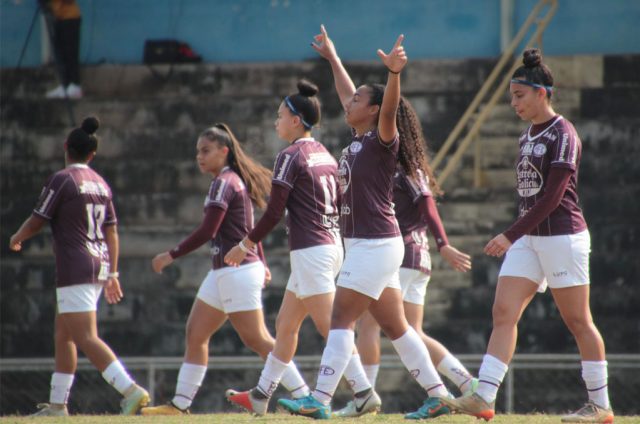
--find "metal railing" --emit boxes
[432,0,558,187]
[2,353,638,415]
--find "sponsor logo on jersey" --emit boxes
[558,133,569,162]
[307,152,336,167]
[522,142,534,155]
[349,141,363,153]
[340,204,351,215]
[276,154,292,180]
[533,143,547,156]
[516,156,543,197]
[338,156,351,194]
[543,131,557,142]
[214,180,227,202]
[38,189,56,213]
[79,181,109,197]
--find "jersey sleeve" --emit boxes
[205,176,235,210]
[271,149,299,189]
[549,125,579,171]
[406,170,432,203]
[32,173,71,220]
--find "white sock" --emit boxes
[437,354,474,393]
[50,372,74,405]
[343,354,371,394]
[102,360,135,395]
[313,329,354,405]
[476,354,508,403]
[280,361,310,398]
[582,360,610,409]
[172,363,207,410]
[392,328,448,398]
[363,364,380,389]
[257,353,292,398]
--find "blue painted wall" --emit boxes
[1,0,639,68]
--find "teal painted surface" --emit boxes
[1,0,638,67]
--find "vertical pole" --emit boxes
[505,366,514,413]
[500,0,515,53]
[148,362,156,405]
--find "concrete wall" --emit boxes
[2,0,639,67]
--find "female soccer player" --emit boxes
[441,49,614,424]
[9,117,149,416]
[276,26,451,419]
[224,79,343,415]
[334,97,474,419]
[140,124,307,415]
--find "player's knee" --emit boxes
[492,301,519,327]
[563,315,593,337]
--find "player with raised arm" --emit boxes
[276,26,452,420]
[334,97,475,419]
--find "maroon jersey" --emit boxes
[32,164,116,287]
[515,115,587,236]
[393,167,432,275]
[272,138,340,250]
[338,129,401,238]
[205,167,260,269]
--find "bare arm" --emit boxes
[103,224,123,304]
[9,215,47,251]
[377,35,407,143]
[311,25,356,109]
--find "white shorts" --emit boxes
[337,237,404,300]
[56,283,103,314]
[286,243,343,299]
[197,261,265,313]
[499,230,591,293]
[399,267,431,305]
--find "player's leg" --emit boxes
[31,313,76,416]
[553,286,613,423]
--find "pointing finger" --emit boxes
[393,34,404,50]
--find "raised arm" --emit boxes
[311,24,356,109]
[376,34,407,143]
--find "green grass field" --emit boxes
[0,413,637,424]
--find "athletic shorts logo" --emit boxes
[410,369,420,379]
[319,365,335,376]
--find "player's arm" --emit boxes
[225,184,290,267]
[9,215,47,251]
[418,196,471,272]
[311,25,356,109]
[152,206,225,273]
[377,35,407,143]
[103,224,123,304]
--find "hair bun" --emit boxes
[297,79,319,97]
[81,116,100,135]
[522,48,542,68]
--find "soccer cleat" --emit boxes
[463,377,480,396]
[65,83,83,99]
[333,389,381,418]
[30,403,69,416]
[120,384,150,415]
[140,402,189,416]
[440,392,495,421]
[561,401,614,423]
[45,85,66,99]
[277,394,331,419]
[404,397,451,420]
[226,388,269,415]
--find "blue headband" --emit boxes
[284,96,313,129]
[511,78,553,93]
